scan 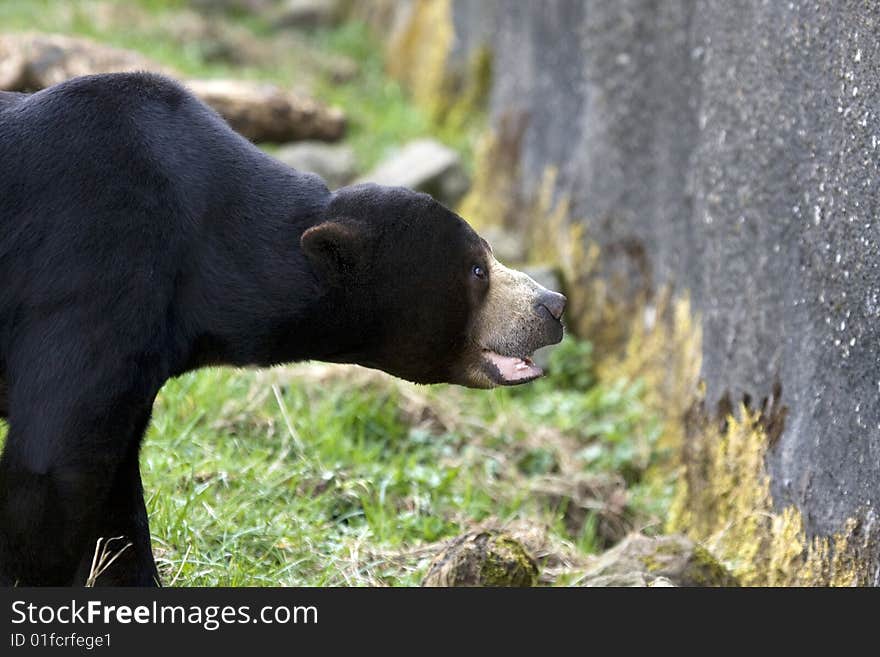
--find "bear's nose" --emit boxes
[536,290,566,321]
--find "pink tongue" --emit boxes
[483,351,543,383]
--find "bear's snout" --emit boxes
[536,290,566,322]
[465,257,566,387]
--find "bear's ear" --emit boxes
[300,219,367,279]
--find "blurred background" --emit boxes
[1,0,877,586]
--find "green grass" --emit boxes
[0,338,664,586]
[0,1,666,585]
[145,336,663,585]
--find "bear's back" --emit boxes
[1,73,328,230]
[0,90,27,109]
[1,73,234,214]
[0,73,331,360]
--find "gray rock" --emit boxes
[479,225,527,265]
[323,55,360,83]
[422,530,539,587]
[581,572,648,587]
[648,576,677,588]
[189,0,275,15]
[581,572,677,587]
[163,9,274,67]
[356,139,470,207]
[274,141,357,189]
[577,534,737,587]
[272,0,345,29]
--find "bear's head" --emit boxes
[301,184,565,388]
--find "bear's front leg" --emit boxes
[71,420,160,587]
[0,360,161,586]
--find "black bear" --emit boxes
[0,73,565,586]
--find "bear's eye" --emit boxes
[472,264,487,280]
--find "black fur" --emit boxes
[0,73,492,585]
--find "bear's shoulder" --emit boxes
[0,90,27,110]
[47,71,188,104]
[3,73,223,133]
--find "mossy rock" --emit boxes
[578,533,738,587]
[581,572,650,587]
[422,531,539,587]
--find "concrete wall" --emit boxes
[444,0,880,551]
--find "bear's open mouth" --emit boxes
[481,349,543,385]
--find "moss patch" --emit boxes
[384,0,454,122]
[381,0,490,164]
[577,533,737,587]
[456,114,527,231]
[668,404,875,586]
[422,530,538,587]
